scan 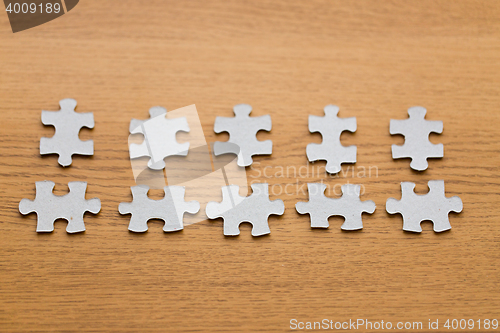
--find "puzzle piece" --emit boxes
[19,181,101,233]
[119,185,200,232]
[296,183,375,230]
[386,180,462,233]
[390,106,443,171]
[213,104,272,167]
[206,183,284,236]
[40,98,95,167]
[306,105,357,174]
[129,106,190,170]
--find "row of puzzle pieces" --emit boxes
[40,99,444,172]
[130,104,444,172]
[19,180,462,235]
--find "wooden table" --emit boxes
[1,1,499,332]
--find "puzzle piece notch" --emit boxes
[306,105,357,174]
[129,106,190,170]
[19,181,101,233]
[296,183,375,230]
[390,106,444,171]
[213,104,272,167]
[40,98,95,167]
[119,185,200,232]
[386,180,462,233]
[206,183,284,236]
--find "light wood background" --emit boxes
[1,1,499,332]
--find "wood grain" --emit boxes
[0,0,499,332]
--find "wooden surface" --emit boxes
[1,1,499,332]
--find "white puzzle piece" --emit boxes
[306,105,357,174]
[206,183,284,236]
[129,106,190,170]
[19,181,101,233]
[213,104,272,167]
[390,106,443,171]
[119,185,200,232]
[386,180,462,233]
[296,183,375,230]
[40,99,95,167]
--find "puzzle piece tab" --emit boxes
[206,183,284,236]
[129,106,190,170]
[40,98,95,167]
[19,181,101,233]
[306,105,357,174]
[213,104,272,167]
[296,183,375,230]
[390,106,443,171]
[386,180,462,232]
[119,185,200,232]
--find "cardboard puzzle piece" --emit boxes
[296,183,375,230]
[119,185,200,232]
[213,104,272,167]
[390,106,443,171]
[129,106,190,170]
[40,98,94,167]
[19,181,101,233]
[206,183,284,236]
[386,180,462,232]
[306,105,357,174]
